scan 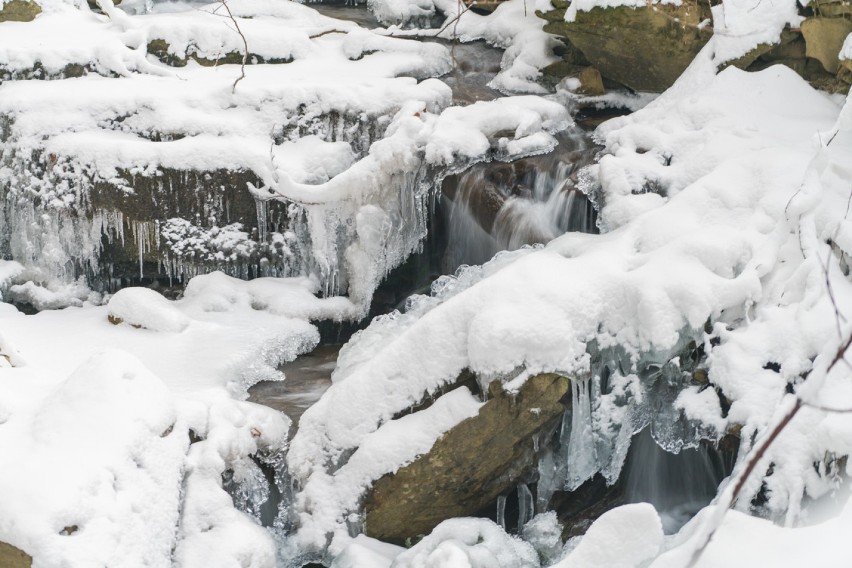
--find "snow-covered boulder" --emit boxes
[364,373,571,544]
[390,518,540,568]
[556,503,663,567]
[107,287,190,332]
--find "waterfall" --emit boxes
[623,428,728,534]
[442,128,598,275]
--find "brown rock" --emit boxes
[541,2,713,92]
[364,373,572,544]
[801,17,852,74]
[0,0,41,22]
[0,541,32,568]
[576,66,605,96]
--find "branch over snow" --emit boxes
[218,0,248,93]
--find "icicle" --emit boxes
[496,495,507,530]
[564,378,598,491]
[517,483,534,533]
[256,198,268,243]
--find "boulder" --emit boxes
[541,1,713,92]
[576,66,605,96]
[801,17,852,74]
[0,0,41,22]
[0,541,32,568]
[364,373,572,544]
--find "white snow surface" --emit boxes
[555,503,663,567]
[391,518,540,568]
[0,272,355,566]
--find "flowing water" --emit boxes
[442,128,598,273]
[623,428,730,534]
[248,345,340,438]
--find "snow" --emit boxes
[390,518,540,568]
[108,287,190,332]
[0,350,186,568]
[0,271,354,565]
[652,502,852,568]
[556,503,663,567]
[331,535,404,568]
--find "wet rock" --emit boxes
[576,66,605,96]
[801,17,852,74]
[541,1,712,92]
[0,541,32,568]
[364,373,572,544]
[0,0,41,22]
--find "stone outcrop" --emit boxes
[0,541,32,568]
[540,0,852,94]
[364,373,572,544]
[0,0,41,22]
[540,0,713,92]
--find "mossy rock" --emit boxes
[147,39,291,68]
[801,17,852,74]
[0,0,41,22]
[364,373,572,544]
[541,2,712,92]
[0,541,32,568]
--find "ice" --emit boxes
[520,512,562,565]
[517,483,535,533]
[563,378,598,490]
[497,494,508,530]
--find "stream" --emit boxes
[240,2,729,561]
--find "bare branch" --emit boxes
[688,332,852,566]
[820,247,847,340]
[309,29,348,39]
[218,0,248,93]
[433,1,476,39]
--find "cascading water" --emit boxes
[441,128,598,273]
[623,428,729,534]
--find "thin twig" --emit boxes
[433,1,476,38]
[820,247,847,340]
[309,29,348,39]
[219,0,247,93]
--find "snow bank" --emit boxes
[0,271,345,565]
[556,503,663,567]
[0,350,185,567]
[652,501,852,568]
